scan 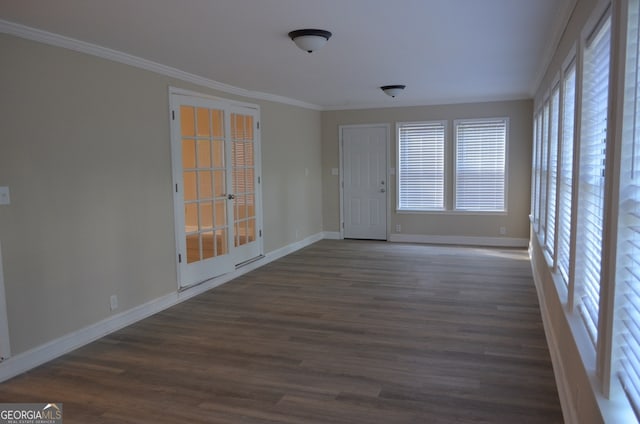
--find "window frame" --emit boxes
[396,120,448,212]
[452,117,509,214]
[530,1,640,421]
[557,54,578,289]
[545,80,562,265]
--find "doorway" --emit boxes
[170,90,263,289]
[340,125,389,240]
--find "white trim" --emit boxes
[396,120,449,212]
[322,231,341,240]
[0,242,11,361]
[530,0,579,96]
[452,117,509,213]
[530,236,635,424]
[324,94,531,112]
[0,20,322,111]
[0,20,543,113]
[0,232,325,383]
[264,232,325,261]
[530,242,577,424]
[389,233,528,248]
[169,87,260,111]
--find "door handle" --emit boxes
[380,188,386,193]
[227,194,236,200]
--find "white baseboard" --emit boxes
[530,247,576,424]
[264,232,325,261]
[0,291,178,383]
[322,231,341,240]
[389,233,529,248]
[0,232,325,383]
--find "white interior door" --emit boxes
[170,93,262,289]
[342,125,388,240]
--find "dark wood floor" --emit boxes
[0,240,563,423]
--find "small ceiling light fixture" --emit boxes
[380,85,406,98]
[288,29,332,53]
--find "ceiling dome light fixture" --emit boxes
[380,85,406,98]
[288,29,332,53]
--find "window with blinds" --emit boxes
[532,113,542,232]
[546,86,560,259]
[397,121,446,211]
[454,119,507,212]
[540,102,550,241]
[617,0,640,416]
[558,61,577,285]
[575,13,611,345]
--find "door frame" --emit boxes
[168,87,263,289]
[0,242,11,361]
[339,124,391,240]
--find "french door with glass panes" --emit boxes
[170,92,262,289]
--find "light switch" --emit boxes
[0,187,9,205]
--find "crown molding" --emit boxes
[529,0,578,96]
[0,19,323,111]
[323,93,531,112]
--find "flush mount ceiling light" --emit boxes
[288,29,332,53]
[380,85,406,98]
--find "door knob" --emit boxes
[228,194,236,200]
[380,188,386,193]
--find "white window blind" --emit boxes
[397,122,446,210]
[575,13,611,345]
[454,119,507,212]
[618,0,640,416]
[558,62,577,285]
[546,86,560,258]
[532,113,542,231]
[540,102,550,240]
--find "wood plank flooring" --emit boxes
[0,240,563,423]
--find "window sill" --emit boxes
[532,239,636,424]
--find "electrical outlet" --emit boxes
[499,226,507,235]
[395,224,402,233]
[0,187,10,205]
[110,295,118,311]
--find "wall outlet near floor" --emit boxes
[110,295,118,311]
[395,224,402,233]
[0,187,10,205]
[499,226,507,235]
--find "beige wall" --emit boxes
[0,34,322,355]
[321,100,533,239]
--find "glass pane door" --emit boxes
[174,97,234,288]
[230,110,261,261]
[171,93,262,288]
[181,105,229,263]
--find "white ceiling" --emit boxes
[0,0,571,110]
